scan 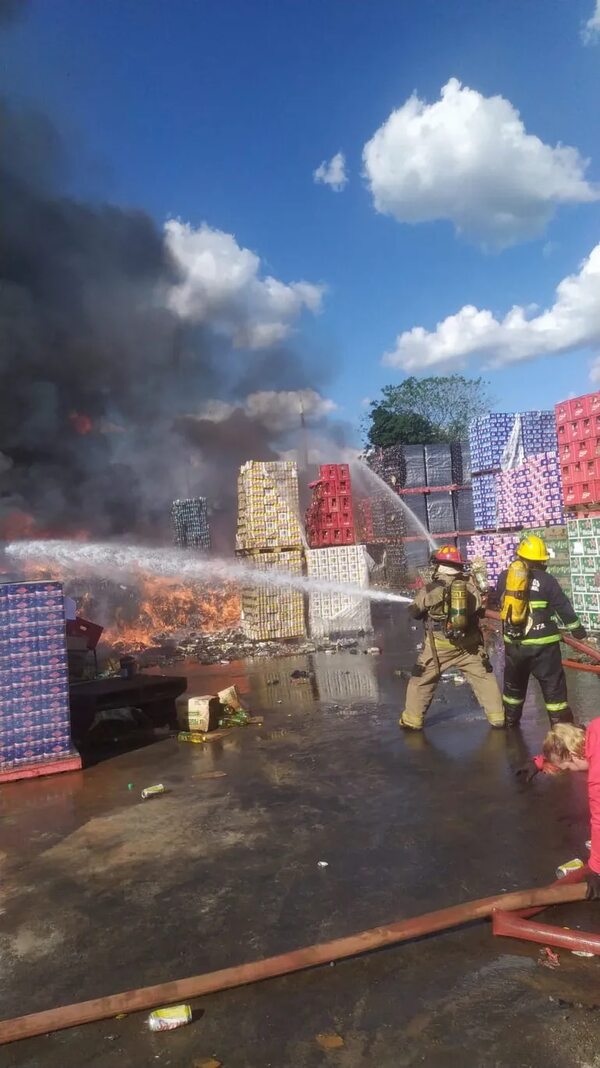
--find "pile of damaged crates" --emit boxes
[360,442,473,582]
[0,581,81,783]
[467,411,563,588]
[236,461,305,640]
[557,390,600,631]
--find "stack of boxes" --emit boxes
[556,392,600,510]
[306,545,372,637]
[236,461,305,640]
[567,518,600,631]
[495,453,564,529]
[0,581,80,780]
[362,442,473,581]
[470,412,556,529]
[236,461,303,552]
[305,464,356,548]
[467,533,521,587]
[554,391,600,631]
[240,550,305,640]
[171,498,211,551]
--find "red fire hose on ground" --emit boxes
[0,874,592,1045]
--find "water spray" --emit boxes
[6,541,412,607]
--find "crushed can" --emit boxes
[556,858,584,878]
[141,784,165,800]
[148,1004,192,1031]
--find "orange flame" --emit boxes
[104,575,241,650]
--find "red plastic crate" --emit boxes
[564,483,578,507]
[570,395,591,419]
[319,463,350,482]
[591,394,600,415]
[555,401,570,425]
[557,421,581,445]
[559,441,574,463]
[561,462,574,484]
[580,481,600,504]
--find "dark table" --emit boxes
[69,673,187,738]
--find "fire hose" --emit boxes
[484,608,600,672]
[0,873,594,1046]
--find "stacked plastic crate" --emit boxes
[236,461,305,640]
[556,391,600,631]
[0,581,81,783]
[305,544,372,638]
[556,392,600,510]
[171,498,211,550]
[305,464,355,548]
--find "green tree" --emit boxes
[365,375,492,446]
[366,407,444,448]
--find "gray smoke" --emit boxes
[0,99,341,549]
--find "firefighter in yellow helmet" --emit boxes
[496,534,586,727]
[400,545,504,731]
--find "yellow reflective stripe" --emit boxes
[545,701,569,711]
[503,695,524,706]
[504,634,561,646]
[563,620,583,631]
[529,600,548,608]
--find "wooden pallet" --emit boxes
[236,546,303,556]
[0,751,82,785]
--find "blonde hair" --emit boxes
[543,723,586,765]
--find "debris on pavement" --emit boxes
[197,771,227,779]
[177,694,222,733]
[317,860,329,868]
[556,858,584,878]
[148,1004,192,1031]
[141,784,166,799]
[193,1059,222,1068]
[315,1032,345,1050]
[367,646,381,655]
[538,947,560,969]
[572,950,595,957]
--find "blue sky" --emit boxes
[3,0,600,430]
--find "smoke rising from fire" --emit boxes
[0,71,343,548]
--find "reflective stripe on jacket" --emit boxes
[495,565,586,646]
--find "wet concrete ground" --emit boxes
[2,608,600,1067]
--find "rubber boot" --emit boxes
[399,713,423,732]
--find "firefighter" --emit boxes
[400,546,504,731]
[496,534,586,727]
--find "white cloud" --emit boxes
[363,78,598,247]
[164,221,324,349]
[583,1,600,42]
[313,152,348,192]
[383,241,600,375]
[197,389,337,433]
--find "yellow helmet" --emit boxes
[517,534,550,562]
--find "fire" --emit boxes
[104,575,241,650]
[0,551,241,652]
[0,511,90,542]
[69,411,94,435]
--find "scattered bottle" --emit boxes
[141,784,166,800]
[556,858,584,878]
[148,1004,192,1031]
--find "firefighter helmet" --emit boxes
[431,545,465,567]
[517,534,550,562]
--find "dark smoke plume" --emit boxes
[0,99,340,550]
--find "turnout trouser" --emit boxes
[502,640,573,727]
[401,639,504,729]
